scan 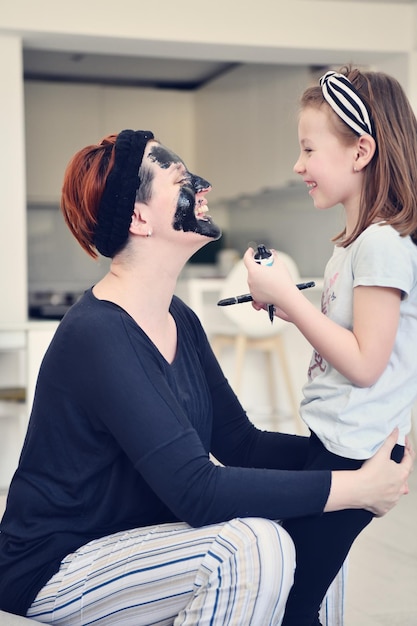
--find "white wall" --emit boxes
[0,36,27,324]
[0,1,414,64]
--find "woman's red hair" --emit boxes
[61,135,117,258]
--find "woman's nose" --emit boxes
[192,174,211,193]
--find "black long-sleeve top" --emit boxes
[0,290,331,615]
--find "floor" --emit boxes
[344,467,417,625]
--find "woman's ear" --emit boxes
[354,134,376,171]
[129,204,151,237]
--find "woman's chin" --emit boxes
[194,217,222,240]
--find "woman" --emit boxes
[0,129,413,625]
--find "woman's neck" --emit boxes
[93,261,180,363]
[94,251,180,320]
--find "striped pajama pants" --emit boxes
[27,517,296,626]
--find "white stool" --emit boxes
[210,253,304,434]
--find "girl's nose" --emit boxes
[293,155,304,174]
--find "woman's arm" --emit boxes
[243,248,401,387]
[201,324,310,470]
[325,430,414,515]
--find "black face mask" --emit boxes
[148,144,222,241]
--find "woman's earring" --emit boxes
[147,229,152,237]
[353,166,358,173]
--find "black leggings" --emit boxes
[282,432,404,626]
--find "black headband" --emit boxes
[94,129,154,257]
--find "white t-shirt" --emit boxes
[301,223,417,459]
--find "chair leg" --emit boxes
[210,335,224,360]
[274,336,304,434]
[211,332,305,435]
[233,334,247,395]
[265,348,277,414]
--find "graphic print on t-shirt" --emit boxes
[308,272,338,380]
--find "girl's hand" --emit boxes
[243,247,297,319]
[250,299,291,322]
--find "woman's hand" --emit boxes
[325,429,415,515]
[359,430,414,516]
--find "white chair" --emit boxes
[210,252,304,433]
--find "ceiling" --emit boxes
[23,49,239,90]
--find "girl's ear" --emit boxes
[354,134,376,171]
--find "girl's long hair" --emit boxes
[301,66,417,246]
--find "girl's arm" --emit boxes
[243,249,401,387]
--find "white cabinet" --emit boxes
[25,81,103,203]
[0,322,58,489]
[195,64,312,202]
[25,81,196,203]
[102,86,195,167]
[25,66,312,204]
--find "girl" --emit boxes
[244,66,417,625]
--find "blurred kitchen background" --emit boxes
[24,61,344,319]
[27,181,342,318]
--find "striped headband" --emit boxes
[320,71,374,138]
